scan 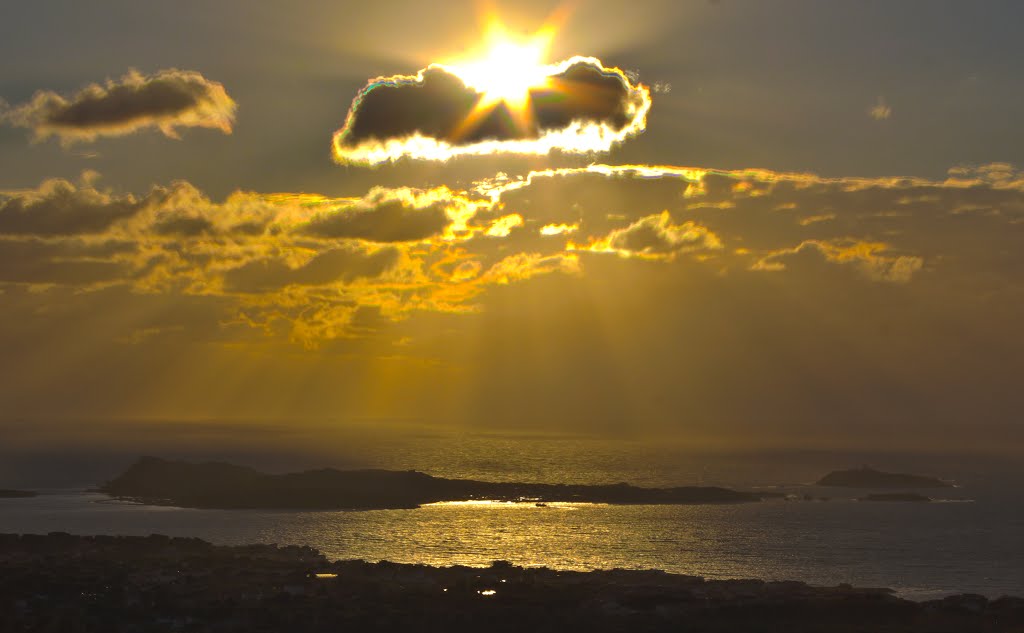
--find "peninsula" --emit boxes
[99,457,761,510]
[816,467,951,489]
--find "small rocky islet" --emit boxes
[815,467,951,489]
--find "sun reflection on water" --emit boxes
[422,500,603,509]
[4,482,1019,598]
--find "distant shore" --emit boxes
[1,532,1021,632]
[99,456,762,510]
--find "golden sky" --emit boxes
[1,1,1022,455]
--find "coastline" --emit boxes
[2,488,1018,601]
[1,532,1021,632]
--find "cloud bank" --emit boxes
[1,69,236,143]
[332,57,651,165]
[1,163,1023,438]
[0,162,1021,349]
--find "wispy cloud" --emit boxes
[752,239,923,283]
[569,211,722,261]
[869,96,892,121]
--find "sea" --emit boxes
[1,432,1022,601]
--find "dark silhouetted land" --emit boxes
[816,467,951,489]
[99,457,761,510]
[1,533,1021,632]
[0,489,36,498]
[859,493,932,503]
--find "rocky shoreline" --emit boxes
[1,533,1020,632]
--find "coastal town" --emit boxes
[1,533,1020,632]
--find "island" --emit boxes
[0,489,37,498]
[816,467,951,489]
[0,533,1020,632]
[99,457,762,510]
[859,493,932,503]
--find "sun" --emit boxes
[442,18,560,136]
[451,34,553,111]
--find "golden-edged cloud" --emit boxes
[0,176,563,346]
[222,246,401,293]
[569,211,722,261]
[331,57,651,165]
[0,177,140,235]
[1,162,1021,348]
[1,69,236,144]
[299,187,465,243]
[752,239,923,283]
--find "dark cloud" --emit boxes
[0,178,139,236]
[340,67,477,147]
[0,238,131,285]
[1,69,236,143]
[332,58,651,164]
[222,246,400,294]
[151,215,215,237]
[303,197,450,242]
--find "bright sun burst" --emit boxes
[332,3,654,165]
[452,35,552,110]
[443,17,560,135]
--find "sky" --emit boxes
[1,0,1022,461]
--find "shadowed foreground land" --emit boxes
[99,457,759,509]
[0,489,36,498]
[1,533,1021,633]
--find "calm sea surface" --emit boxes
[1,434,1022,600]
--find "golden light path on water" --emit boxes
[279,502,728,573]
[2,488,1019,600]
[422,500,606,509]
